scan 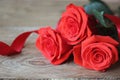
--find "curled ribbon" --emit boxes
[0,30,38,56]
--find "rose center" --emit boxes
[43,37,56,57]
[94,53,103,63]
[65,17,79,40]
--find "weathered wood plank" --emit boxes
[0,0,120,27]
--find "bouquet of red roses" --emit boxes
[0,2,120,72]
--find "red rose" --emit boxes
[57,4,92,45]
[73,35,119,71]
[36,27,72,65]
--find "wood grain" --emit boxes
[0,0,120,79]
[0,0,120,27]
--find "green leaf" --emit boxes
[84,0,113,15]
[89,0,101,2]
[93,9,114,28]
[92,9,108,28]
[92,10,118,42]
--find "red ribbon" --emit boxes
[0,30,38,56]
[105,14,120,42]
[0,14,120,56]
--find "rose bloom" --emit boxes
[57,4,92,45]
[73,35,119,71]
[36,27,72,65]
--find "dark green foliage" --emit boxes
[84,0,113,15]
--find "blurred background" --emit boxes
[0,0,120,28]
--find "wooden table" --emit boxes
[0,26,120,79]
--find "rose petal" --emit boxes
[82,35,119,48]
[73,44,82,65]
[51,48,73,65]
